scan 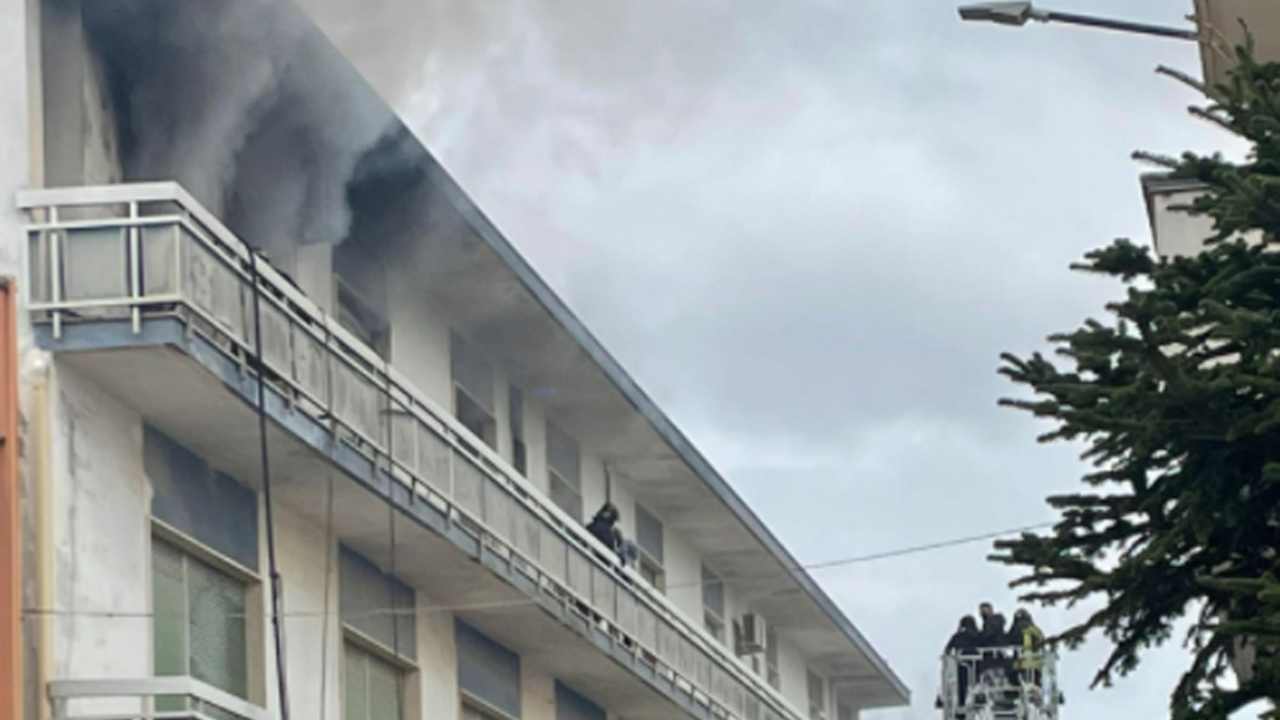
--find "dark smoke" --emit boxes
[85,0,398,256]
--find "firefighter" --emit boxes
[945,616,981,711]
[1010,609,1046,687]
[978,602,1008,645]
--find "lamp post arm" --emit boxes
[1043,10,1199,41]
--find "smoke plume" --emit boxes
[85,0,398,254]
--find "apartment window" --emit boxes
[333,234,390,360]
[457,621,521,719]
[340,547,416,661]
[452,332,497,448]
[344,642,403,720]
[509,385,527,475]
[335,275,390,359]
[545,421,582,521]
[765,626,781,691]
[634,504,665,591]
[146,427,258,703]
[152,537,249,698]
[340,547,414,720]
[702,565,726,644]
[807,670,827,720]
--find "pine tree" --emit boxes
[992,42,1280,719]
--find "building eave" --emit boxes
[417,154,911,705]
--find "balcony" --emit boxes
[49,677,268,720]
[20,183,808,720]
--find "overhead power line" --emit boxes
[20,520,1056,621]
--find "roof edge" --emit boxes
[417,153,910,704]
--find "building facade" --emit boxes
[0,3,908,720]
[1142,1,1280,256]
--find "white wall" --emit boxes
[272,500,339,719]
[1149,187,1265,259]
[46,364,150,713]
[522,662,557,720]
[776,632,811,714]
[416,605,458,720]
[386,271,452,407]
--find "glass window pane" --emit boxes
[635,505,664,564]
[702,565,724,617]
[187,556,248,698]
[367,653,402,720]
[344,644,369,720]
[549,475,581,522]
[152,540,187,677]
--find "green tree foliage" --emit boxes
[992,43,1280,719]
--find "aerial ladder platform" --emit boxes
[938,648,1061,720]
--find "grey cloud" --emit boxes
[341,0,1224,717]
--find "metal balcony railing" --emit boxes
[48,677,268,720]
[19,183,807,720]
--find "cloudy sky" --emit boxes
[334,1,1231,717]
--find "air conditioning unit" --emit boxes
[738,612,767,655]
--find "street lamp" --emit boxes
[958,2,1199,41]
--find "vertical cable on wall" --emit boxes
[248,252,291,720]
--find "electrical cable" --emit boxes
[248,251,291,720]
[318,473,336,720]
[20,519,1056,621]
[388,494,406,714]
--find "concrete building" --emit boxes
[0,3,908,720]
[1141,1,1280,255]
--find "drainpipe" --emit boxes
[0,278,22,720]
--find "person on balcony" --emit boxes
[586,502,625,563]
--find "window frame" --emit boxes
[633,504,666,592]
[455,384,498,449]
[701,564,727,644]
[460,693,519,720]
[334,273,390,360]
[545,421,582,521]
[508,385,527,475]
[765,625,781,691]
[150,523,260,703]
[807,669,828,720]
[342,635,411,720]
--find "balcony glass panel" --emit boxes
[332,358,382,443]
[567,546,591,601]
[64,227,127,301]
[453,451,484,519]
[484,480,516,546]
[183,235,243,339]
[591,565,616,622]
[141,224,180,295]
[28,231,51,303]
[515,502,541,563]
[540,526,568,585]
[258,300,292,378]
[292,324,328,403]
[417,423,451,495]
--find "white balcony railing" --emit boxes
[19,183,806,720]
[48,677,268,720]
